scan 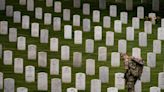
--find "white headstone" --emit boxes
[54,1,61,13]
[51,78,62,92]
[85,39,94,53]
[14,58,23,73]
[103,16,111,28]
[17,36,26,50]
[109,5,117,17]
[86,59,95,75]
[0,0,5,10]
[9,28,17,42]
[6,5,13,17]
[31,23,39,37]
[17,87,28,92]
[137,6,144,19]
[132,17,140,29]
[13,11,21,23]
[25,65,35,82]
[75,73,86,90]
[19,0,26,5]
[141,66,151,83]
[150,87,161,92]
[132,47,141,58]
[120,12,128,24]
[46,0,53,7]
[99,0,106,10]
[0,21,8,35]
[63,9,70,21]
[126,27,134,41]
[73,0,80,8]
[3,50,13,65]
[61,45,70,60]
[73,52,82,67]
[115,73,125,90]
[111,52,120,67]
[153,40,161,54]
[38,52,47,67]
[0,72,3,89]
[148,13,156,25]
[118,39,127,53]
[135,80,142,92]
[73,15,80,26]
[44,13,52,25]
[157,27,164,40]
[22,15,30,29]
[114,20,122,33]
[50,38,58,52]
[37,72,48,91]
[93,10,100,23]
[99,66,109,83]
[62,66,71,83]
[152,0,159,11]
[94,26,102,40]
[106,31,114,46]
[126,0,133,11]
[147,52,156,68]
[64,25,72,39]
[144,21,152,34]
[50,59,59,75]
[74,30,82,44]
[40,29,49,43]
[161,18,164,27]
[98,47,107,61]
[107,87,118,92]
[67,88,78,92]
[0,44,2,58]
[91,79,101,92]
[4,78,15,92]
[35,7,42,19]
[158,72,164,90]
[28,44,37,60]
[27,0,34,11]
[139,32,147,47]
[53,17,61,31]
[83,18,91,32]
[83,3,90,15]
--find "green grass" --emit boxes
[0,0,164,92]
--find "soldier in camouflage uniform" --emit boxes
[120,53,144,92]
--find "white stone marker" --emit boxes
[74,30,82,44]
[141,66,150,83]
[38,52,47,67]
[28,44,37,60]
[35,7,42,19]
[4,78,15,92]
[73,15,80,26]
[158,72,164,90]
[64,25,72,39]
[25,65,35,82]
[0,0,5,10]
[103,16,111,28]
[17,36,26,50]
[150,87,161,92]
[99,66,109,83]
[161,18,164,27]
[62,66,71,83]
[83,18,91,32]
[22,15,30,29]
[75,73,86,90]
[126,27,134,41]
[132,47,141,58]
[6,5,13,17]
[44,13,52,25]
[118,39,127,53]
[98,47,107,61]
[40,29,49,43]
[50,59,59,75]
[94,26,102,40]
[139,32,147,47]
[37,72,48,91]
[0,44,2,58]
[91,79,101,92]
[46,0,53,7]
[111,52,120,67]
[85,39,94,53]
[86,59,95,75]
[54,1,62,13]
[67,88,78,92]
[144,21,152,34]
[61,45,70,60]
[147,52,156,68]
[51,78,62,92]
[134,80,142,92]
[13,11,21,23]
[27,0,34,11]
[0,21,8,35]
[126,0,133,11]
[106,31,114,46]
[14,58,24,73]
[157,27,164,40]
[73,52,82,67]
[53,17,61,31]
[137,6,144,19]
[153,40,161,54]
[120,12,128,24]
[83,3,90,15]
[17,87,28,92]
[73,0,80,8]
[115,73,125,90]
[132,17,140,29]
[3,50,13,65]
[63,9,70,21]
[148,13,156,25]
[114,20,122,33]
[93,10,100,23]
[152,0,159,11]
[19,0,26,5]
[0,72,3,89]
[9,28,17,42]
[31,23,39,37]
[50,38,58,52]
[109,5,117,17]
[107,87,118,92]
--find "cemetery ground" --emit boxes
[0,0,164,92]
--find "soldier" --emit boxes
[120,53,144,92]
